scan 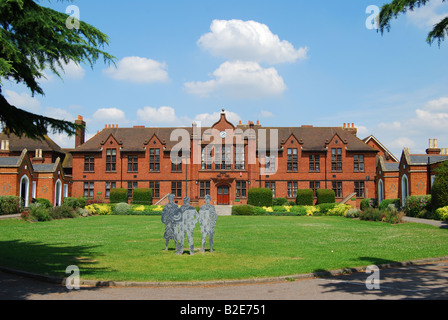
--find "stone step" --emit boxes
[215,205,233,216]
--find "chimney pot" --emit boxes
[434,138,438,148]
[343,123,346,128]
[429,139,434,149]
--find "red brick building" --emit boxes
[0,133,72,207]
[71,111,378,207]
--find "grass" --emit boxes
[0,215,447,282]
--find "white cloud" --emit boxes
[193,111,242,127]
[198,19,308,64]
[59,60,86,80]
[103,56,169,84]
[407,1,448,29]
[92,108,128,124]
[4,90,42,113]
[136,106,179,124]
[184,61,287,99]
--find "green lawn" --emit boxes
[0,215,447,282]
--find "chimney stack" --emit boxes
[75,115,86,148]
[426,138,441,155]
[343,123,358,136]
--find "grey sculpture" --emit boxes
[176,196,198,255]
[161,194,182,251]
[198,195,218,252]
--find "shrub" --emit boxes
[86,204,112,215]
[0,196,22,215]
[34,198,52,208]
[272,205,288,213]
[28,204,51,222]
[273,198,288,206]
[232,205,255,216]
[110,188,128,204]
[132,188,153,205]
[304,206,321,216]
[49,206,78,220]
[62,197,86,209]
[345,208,361,219]
[403,195,431,218]
[247,188,273,207]
[327,204,351,216]
[316,189,335,204]
[289,205,307,216]
[435,206,448,221]
[359,207,383,222]
[296,189,314,206]
[316,203,337,215]
[252,206,267,215]
[384,204,404,224]
[379,199,400,211]
[360,198,377,211]
[113,202,131,215]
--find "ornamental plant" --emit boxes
[435,206,448,221]
[403,195,431,218]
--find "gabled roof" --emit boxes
[378,156,399,172]
[363,135,399,162]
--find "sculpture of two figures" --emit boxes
[161,194,217,255]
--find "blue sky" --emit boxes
[3,0,448,157]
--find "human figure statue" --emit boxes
[161,194,181,251]
[176,196,198,255]
[198,195,218,252]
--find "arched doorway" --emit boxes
[402,174,409,208]
[20,175,30,208]
[217,185,230,205]
[55,179,62,207]
[378,179,384,205]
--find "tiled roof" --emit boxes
[384,162,399,171]
[72,126,377,153]
[409,155,448,165]
[0,157,20,166]
[0,133,65,154]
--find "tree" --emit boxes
[0,0,115,140]
[379,0,448,46]
[431,161,448,210]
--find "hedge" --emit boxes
[62,197,86,209]
[0,196,21,215]
[110,188,128,204]
[431,178,448,210]
[296,189,314,206]
[247,188,273,207]
[316,189,335,204]
[132,188,153,205]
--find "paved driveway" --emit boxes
[1,260,447,301]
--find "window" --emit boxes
[265,181,276,198]
[235,145,245,170]
[265,155,276,173]
[202,146,212,170]
[355,181,365,198]
[171,182,182,198]
[310,181,320,198]
[127,181,138,198]
[150,149,160,172]
[332,181,343,198]
[309,155,320,172]
[288,181,298,198]
[128,155,138,172]
[84,156,95,172]
[149,181,160,198]
[106,149,117,172]
[83,182,94,198]
[354,155,365,172]
[215,145,231,170]
[236,181,247,198]
[200,181,211,198]
[105,181,116,198]
[331,148,342,172]
[287,148,298,172]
